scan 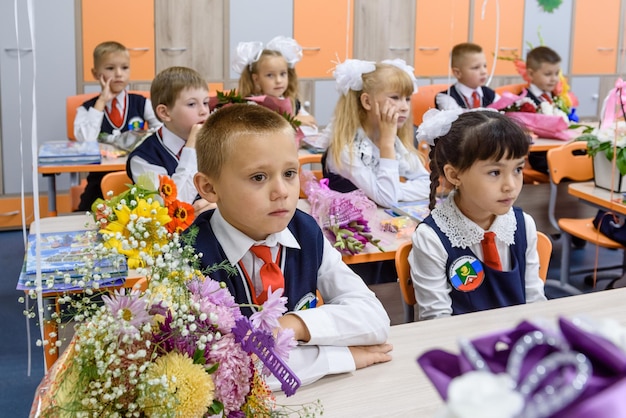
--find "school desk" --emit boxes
[38,156,127,216]
[569,181,626,216]
[273,288,626,417]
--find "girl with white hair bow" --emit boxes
[232,36,317,128]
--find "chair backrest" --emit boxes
[100,171,132,197]
[298,153,323,198]
[395,241,416,307]
[546,141,593,185]
[411,84,449,125]
[495,83,527,96]
[536,231,552,283]
[67,90,151,141]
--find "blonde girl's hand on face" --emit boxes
[375,99,399,158]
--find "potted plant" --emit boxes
[576,121,626,192]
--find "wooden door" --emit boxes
[471,0,525,76]
[81,0,154,82]
[294,0,353,78]
[155,0,224,82]
[414,0,470,77]
[571,0,620,74]
[353,0,416,64]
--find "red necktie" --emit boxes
[109,97,123,127]
[471,91,481,108]
[481,232,502,270]
[540,93,553,104]
[250,245,284,303]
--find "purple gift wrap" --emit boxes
[417,317,626,418]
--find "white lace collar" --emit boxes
[430,190,517,248]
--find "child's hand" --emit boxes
[94,75,116,111]
[295,113,317,127]
[349,343,393,369]
[192,198,215,215]
[375,99,399,157]
[185,123,204,148]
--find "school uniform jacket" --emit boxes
[435,85,497,109]
[82,92,147,135]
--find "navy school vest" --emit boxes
[436,85,497,109]
[82,93,147,134]
[421,207,527,315]
[189,209,324,317]
[126,130,178,181]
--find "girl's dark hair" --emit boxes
[428,111,531,209]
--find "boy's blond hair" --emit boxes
[450,42,483,68]
[150,67,208,120]
[93,41,128,67]
[327,63,416,169]
[526,46,561,70]
[237,49,300,112]
[196,103,294,179]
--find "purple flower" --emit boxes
[102,289,151,335]
[274,328,297,362]
[249,287,287,332]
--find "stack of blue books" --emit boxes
[38,141,102,165]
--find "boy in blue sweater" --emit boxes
[191,104,392,390]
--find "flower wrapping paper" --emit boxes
[417,317,626,418]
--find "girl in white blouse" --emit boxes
[323,59,430,208]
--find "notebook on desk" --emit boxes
[38,140,102,165]
[390,199,439,222]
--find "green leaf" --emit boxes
[536,0,563,13]
[205,362,219,374]
[208,400,224,415]
[192,348,206,364]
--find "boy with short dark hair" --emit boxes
[127,66,211,210]
[435,42,499,110]
[523,46,563,173]
[191,103,392,389]
[74,41,161,211]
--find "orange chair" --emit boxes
[66,90,151,141]
[100,171,132,197]
[546,141,625,292]
[395,231,553,323]
[298,153,323,198]
[411,84,449,125]
[495,82,527,96]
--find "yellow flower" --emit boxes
[100,199,171,269]
[144,352,215,418]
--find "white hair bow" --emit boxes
[231,37,303,75]
[416,108,463,146]
[266,36,303,68]
[231,41,264,75]
[382,59,419,94]
[333,59,377,95]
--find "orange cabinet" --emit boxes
[414,0,470,76]
[571,0,620,74]
[472,0,525,76]
[81,0,155,82]
[294,0,353,78]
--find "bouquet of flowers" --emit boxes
[418,316,626,418]
[28,181,322,417]
[488,91,574,141]
[301,171,384,255]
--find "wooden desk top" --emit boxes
[569,181,626,215]
[274,289,626,417]
[38,156,127,174]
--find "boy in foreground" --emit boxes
[191,104,392,390]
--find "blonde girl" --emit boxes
[323,59,430,208]
[232,36,316,127]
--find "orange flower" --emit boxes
[166,200,195,233]
[158,175,178,206]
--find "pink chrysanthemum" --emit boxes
[249,287,287,332]
[102,289,151,335]
[206,334,253,413]
[274,328,297,362]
